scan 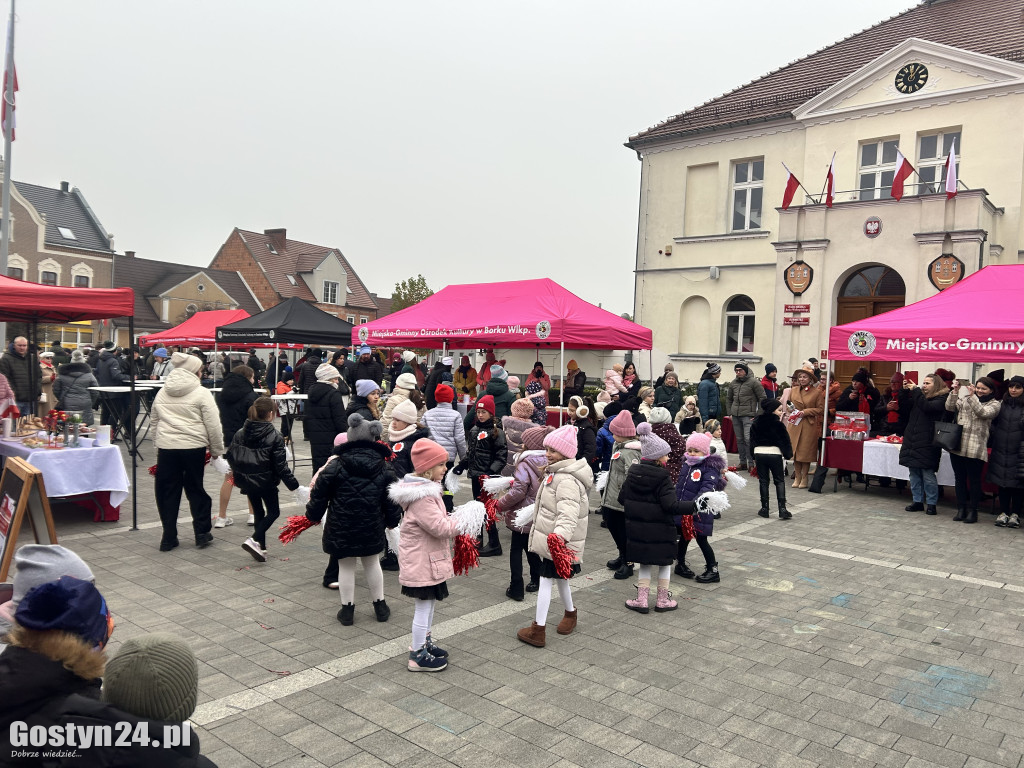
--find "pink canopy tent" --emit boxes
[353,278,652,351]
[828,265,1024,363]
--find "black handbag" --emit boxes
[932,420,963,452]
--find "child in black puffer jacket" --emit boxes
[227,396,304,563]
[456,394,507,556]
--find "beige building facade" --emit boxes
[628,0,1024,387]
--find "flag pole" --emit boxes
[0,0,14,348]
[781,161,815,202]
[817,151,836,204]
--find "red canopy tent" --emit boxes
[353,278,652,351]
[140,309,251,347]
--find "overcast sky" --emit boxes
[13,0,916,315]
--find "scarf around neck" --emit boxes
[389,421,417,442]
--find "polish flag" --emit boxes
[890,149,915,201]
[824,152,836,208]
[781,164,801,210]
[1,22,15,141]
[944,142,958,199]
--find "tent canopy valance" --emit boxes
[215,296,356,347]
[352,278,652,351]
[0,275,135,323]
[139,309,251,347]
[828,265,1024,363]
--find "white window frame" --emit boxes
[71,262,93,289]
[723,295,756,354]
[359,316,368,325]
[731,158,764,232]
[7,253,26,279]
[858,138,899,201]
[323,280,339,304]
[917,130,961,194]
[346,314,355,324]
[38,258,62,286]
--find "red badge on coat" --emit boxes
[545,474,554,485]
[611,451,621,461]
[477,432,488,442]
[691,469,702,482]
[393,442,404,452]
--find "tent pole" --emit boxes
[129,315,138,531]
[559,341,564,426]
[214,341,218,385]
[648,349,653,386]
[818,363,831,470]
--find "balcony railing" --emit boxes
[788,180,971,207]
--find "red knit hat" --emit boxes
[411,439,450,474]
[434,384,455,404]
[476,395,495,415]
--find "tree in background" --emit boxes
[620,312,633,322]
[392,275,434,312]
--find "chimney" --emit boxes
[265,228,287,254]
[124,250,136,259]
[59,181,70,194]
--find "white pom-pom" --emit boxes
[595,471,609,493]
[724,471,747,489]
[451,500,486,537]
[385,524,401,553]
[285,445,294,462]
[512,504,535,529]
[444,469,461,494]
[293,485,310,504]
[696,490,730,515]
[483,475,514,497]
[212,456,231,474]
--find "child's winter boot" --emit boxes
[626,585,650,614]
[695,564,720,584]
[654,587,678,612]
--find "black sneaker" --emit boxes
[905,502,925,512]
[613,562,634,580]
[195,533,214,549]
[524,580,539,593]
[506,582,525,602]
[424,634,448,659]
[674,563,694,579]
[779,509,793,520]
[757,508,769,518]
[606,556,623,570]
[337,603,355,625]
[373,599,390,622]
[408,646,447,672]
[380,551,399,571]
[925,505,938,516]
[695,566,720,584]
[159,539,179,552]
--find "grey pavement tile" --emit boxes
[283,724,361,765]
[624,743,702,768]
[351,730,422,765]
[892,735,970,768]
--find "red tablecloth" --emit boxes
[546,408,569,428]
[69,491,120,522]
[822,438,863,473]
[721,417,739,454]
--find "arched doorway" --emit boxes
[835,265,905,387]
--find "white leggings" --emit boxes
[535,576,574,627]
[637,564,672,582]
[336,556,385,605]
[411,598,437,650]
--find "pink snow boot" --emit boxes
[655,587,678,613]
[626,585,650,614]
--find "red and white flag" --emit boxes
[890,149,915,201]
[1,23,15,141]
[944,142,958,199]
[824,152,836,208]
[781,163,801,210]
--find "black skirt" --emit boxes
[401,582,449,601]
[539,558,581,580]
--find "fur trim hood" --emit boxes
[8,626,106,681]
[389,474,442,506]
[701,453,728,474]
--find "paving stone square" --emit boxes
[15,432,1024,768]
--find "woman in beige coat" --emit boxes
[516,425,593,649]
[786,369,825,488]
[946,375,1000,523]
[380,372,426,436]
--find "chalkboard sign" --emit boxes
[0,457,57,581]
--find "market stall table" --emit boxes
[0,437,130,521]
[88,386,151,451]
[271,394,308,470]
[862,439,956,486]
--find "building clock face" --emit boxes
[895,63,928,94]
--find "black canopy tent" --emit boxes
[215,297,356,346]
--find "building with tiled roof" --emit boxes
[209,227,378,326]
[628,0,1024,386]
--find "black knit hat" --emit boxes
[765,363,777,375]
[852,370,869,385]
[762,398,782,414]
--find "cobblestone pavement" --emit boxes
[18,431,1024,768]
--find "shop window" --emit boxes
[858,138,899,200]
[731,159,763,231]
[918,130,961,193]
[724,295,755,354]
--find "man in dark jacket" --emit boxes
[725,362,765,470]
[424,357,451,409]
[246,348,265,381]
[873,372,913,438]
[346,344,384,391]
[216,365,259,448]
[49,340,70,367]
[387,352,404,392]
[95,346,131,439]
[306,364,349,474]
[296,349,324,395]
[0,336,40,416]
[899,373,950,516]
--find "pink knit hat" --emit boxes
[685,431,712,456]
[522,425,552,450]
[543,425,578,460]
[510,398,534,419]
[411,439,450,474]
[608,410,636,438]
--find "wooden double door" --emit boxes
[834,297,904,389]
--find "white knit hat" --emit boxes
[395,372,418,390]
[315,363,339,382]
[402,351,416,363]
[390,399,419,426]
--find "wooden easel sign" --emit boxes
[0,457,58,581]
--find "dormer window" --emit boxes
[266,242,277,255]
[323,280,339,304]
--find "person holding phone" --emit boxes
[898,373,951,516]
[945,376,1001,524]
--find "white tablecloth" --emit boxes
[861,439,956,486]
[0,438,130,507]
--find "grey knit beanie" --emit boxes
[102,633,198,723]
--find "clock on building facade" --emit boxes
[895,63,928,93]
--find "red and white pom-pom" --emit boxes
[680,514,696,542]
[594,471,609,494]
[385,524,401,553]
[278,515,319,544]
[480,488,501,525]
[511,504,535,530]
[695,490,730,516]
[285,445,294,462]
[443,469,461,495]
[724,470,747,489]
[547,533,575,579]
[148,463,158,476]
[451,500,487,537]
[452,534,480,575]
[211,456,231,475]
[293,485,310,505]
[482,475,514,498]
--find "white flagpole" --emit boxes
[0,0,15,347]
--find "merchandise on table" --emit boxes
[829,411,870,441]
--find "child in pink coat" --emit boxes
[389,438,461,673]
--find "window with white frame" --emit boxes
[38,259,62,286]
[346,315,355,324]
[41,271,58,286]
[7,267,22,279]
[71,262,93,290]
[323,280,339,304]
[359,316,368,325]
[858,138,899,200]
[724,295,755,354]
[731,159,763,231]
[7,254,26,279]
[918,130,961,194]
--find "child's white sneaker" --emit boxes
[242,537,266,562]
[247,514,255,526]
